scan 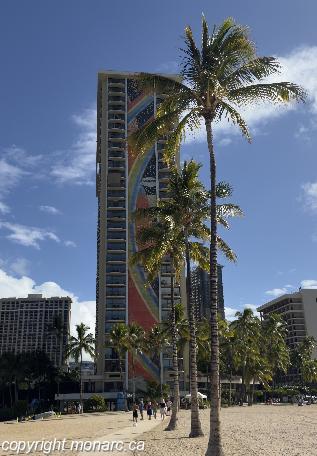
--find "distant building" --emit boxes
[191,265,225,320]
[69,361,95,376]
[257,289,317,355]
[0,294,71,367]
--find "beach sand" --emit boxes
[0,405,316,455]
[140,405,317,456]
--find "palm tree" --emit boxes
[261,313,290,386]
[130,17,305,454]
[46,315,67,367]
[231,309,263,404]
[126,322,145,403]
[133,161,239,436]
[106,323,129,411]
[144,325,170,397]
[132,217,185,431]
[65,323,95,413]
[292,336,317,385]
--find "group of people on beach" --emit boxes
[132,398,172,425]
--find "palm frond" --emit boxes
[163,111,200,164]
[189,242,209,270]
[215,100,251,142]
[216,181,233,198]
[217,235,237,262]
[137,72,183,95]
[229,82,307,105]
[223,56,281,90]
[217,203,244,218]
[128,109,179,154]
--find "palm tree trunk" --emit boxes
[132,353,136,403]
[119,354,129,412]
[185,240,203,438]
[204,118,223,456]
[229,370,232,407]
[80,352,83,413]
[166,272,179,431]
[14,380,18,404]
[8,384,13,408]
[159,352,163,399]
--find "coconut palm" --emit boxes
[130,16,305,454]
[106,323,129,410]
[133,161,240,435]
[144,325,170,397]
[231,309,263,404]
[65,323,95,413]
[126,322,145,403]
[292,336,317,385]
[261,313,290,385]
[132,218,184,431]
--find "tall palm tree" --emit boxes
[106,323,129,411]
[144,325,170,397]
[65,323,95,413]
[231,309,263,404]
[130,17,305,453]
[261,313,290,386]
[133,161,239,436]
[126,322,145,403]
[132,218,184,431]
[292,336,317,385]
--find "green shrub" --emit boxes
[84,395,106,412]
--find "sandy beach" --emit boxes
[1,405,317,455]
[140,405,317,456]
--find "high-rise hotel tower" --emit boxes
[96,71,184,394]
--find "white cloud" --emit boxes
[39,205,61,215]
[224,306,239,320]
[0,145,42,213]
[302,182,317,212]
[0,158,26,197]
[265,284,294,297]
[184,45,317,144]
[10,258,30,276]
[0,222,60,249]
[4,145,42,168]
[0,202,10,214]
[217,138,232,147]
[51,108,96,185]
[301,280,317,289]
[244,303,259,315]
[0,269,96,346]
[64,240,77,248]
[225,303,260,320]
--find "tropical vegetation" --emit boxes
[129,15,305,454]
[65,323,95,413]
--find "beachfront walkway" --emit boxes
[0,411,162,455]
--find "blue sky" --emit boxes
[0,0,317,329]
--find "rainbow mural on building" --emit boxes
[127,79,160,383]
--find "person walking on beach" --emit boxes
[147,401,153,420]
[152,401,157,419]
[132,403,138,426]
[159,399,166,420]
[139,400,144,420]
[166,399,172,416]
